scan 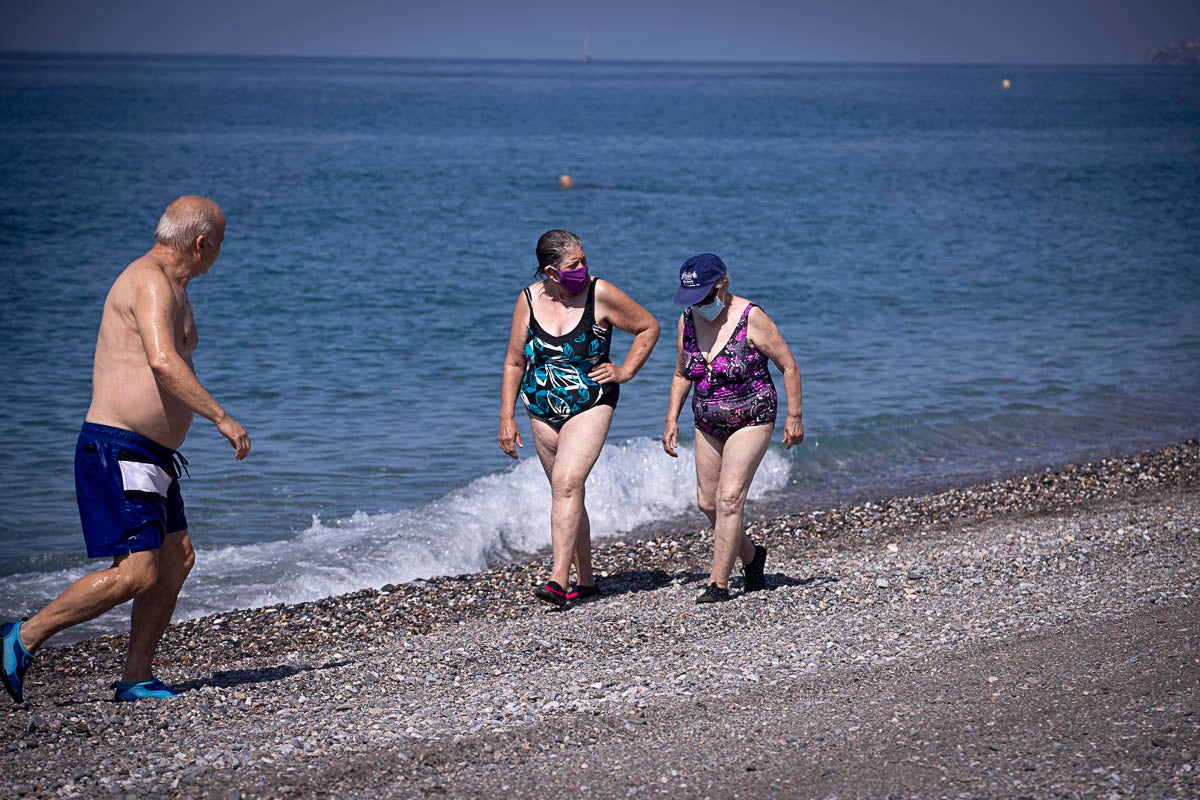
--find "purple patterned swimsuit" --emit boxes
[682,303,777,442]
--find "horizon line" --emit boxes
[0,47,1161,68]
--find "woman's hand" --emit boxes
[498,417,523,459]
[662,419,680,458]
[783,414,804,449]
[747,307,804,452]
[588,362,630,384]
[498,294,531,460]
[593,280,660,383]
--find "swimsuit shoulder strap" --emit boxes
[583,277,600,327]
[523,287,543,339]
[730,302,755,334]
[682,308,697,349]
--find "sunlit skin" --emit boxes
[499,244,660,590]
[16,197,249,684]
[86,206,247,455]
[662,277,803,589]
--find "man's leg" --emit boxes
[123,530,194,683]
[18,549,160,654]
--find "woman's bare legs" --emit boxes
[693,424,773,588]
[529,406,614,589]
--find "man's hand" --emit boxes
[216,415,251,460]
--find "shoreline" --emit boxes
[179,437,1199,643]
[16,433,1193,647]
[3,439,1198,798]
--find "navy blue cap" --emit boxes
[673,253,727,306]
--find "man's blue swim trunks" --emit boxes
[75,422,188,558]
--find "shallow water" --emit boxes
[1,56,1197,636]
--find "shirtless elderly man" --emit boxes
[2,196,250,703]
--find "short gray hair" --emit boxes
[155,196,223,252]
[534,229,582,276]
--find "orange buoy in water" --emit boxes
[559,174,574,189]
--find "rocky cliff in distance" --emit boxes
[1148,37,1200,65]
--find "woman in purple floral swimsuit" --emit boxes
[662,253,804,604]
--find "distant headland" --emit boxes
[1148,37,1200,65]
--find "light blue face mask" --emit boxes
[693,295,725,321]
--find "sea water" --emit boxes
[1,56,1197,639]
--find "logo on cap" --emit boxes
[681,269,700,287]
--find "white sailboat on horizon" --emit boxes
[582,30,591,63]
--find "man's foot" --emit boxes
[2,620,34,704]
[566,583,599,602]
[113,678,177,702]
[695,583,731,604]
[743,544,768,592]
[533,580,569,607]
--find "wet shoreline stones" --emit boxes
[2,439,1198,798]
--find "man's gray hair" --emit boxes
[155,196,222,252]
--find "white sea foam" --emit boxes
[4,438,789,638]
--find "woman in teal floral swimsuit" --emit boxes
[499,230,659,606]
[519,276,619,428]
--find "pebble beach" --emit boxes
[3,440,1198,799]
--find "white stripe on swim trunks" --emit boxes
[118,460,172,497]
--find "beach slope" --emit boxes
[3,442,1198,798]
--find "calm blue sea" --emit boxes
[1,55,1198,639]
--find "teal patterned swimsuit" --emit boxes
[520,278,619,429]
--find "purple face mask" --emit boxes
[554,263,590,294]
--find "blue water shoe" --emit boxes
[2,619,34,703]
[113,678,177,702]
